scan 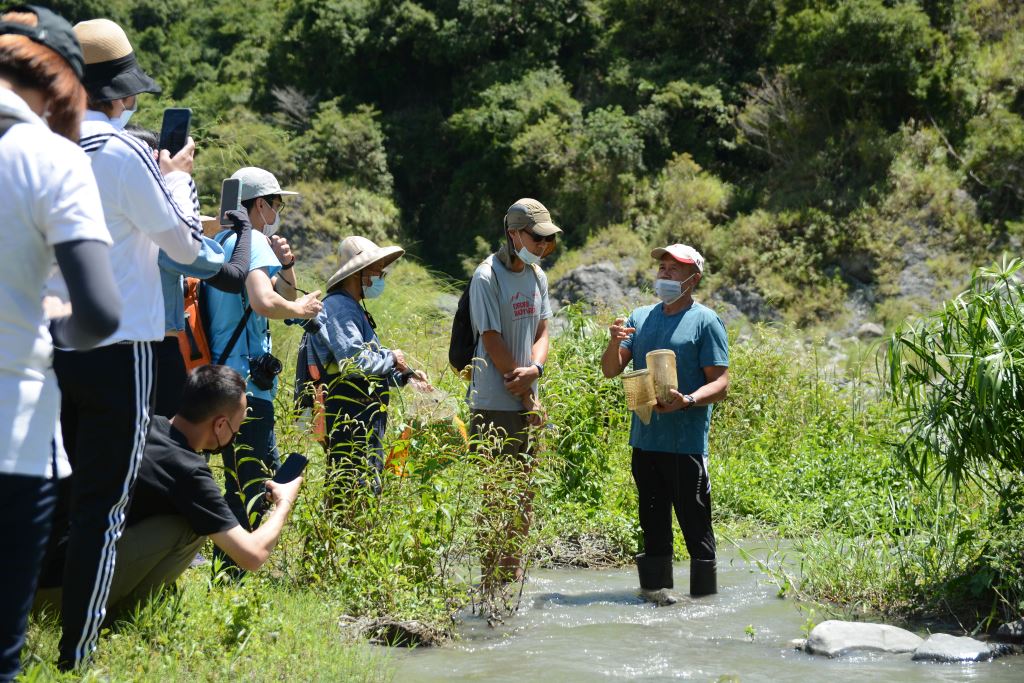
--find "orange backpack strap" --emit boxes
[176,277,213,371]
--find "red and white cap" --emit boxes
[651,244,704,273]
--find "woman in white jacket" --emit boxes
[0,7,120,681]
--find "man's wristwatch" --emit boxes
[531,361,544,378]
[280,258,296,270]
[682,394,697,408]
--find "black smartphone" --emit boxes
[272,453,308,484]
[158,107,191,156]
[218,178,242,227]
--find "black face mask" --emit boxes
[213,420,239,456]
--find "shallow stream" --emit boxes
[392,544,1022,682]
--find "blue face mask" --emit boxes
[654,274,697,304]
[363,274,386,299]
[113,103,136,130]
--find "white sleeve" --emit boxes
[38,141,111,246]
[115,139,201,263]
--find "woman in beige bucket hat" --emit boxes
[299,236,430,500]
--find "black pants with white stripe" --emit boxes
[51,342,154,669]
[630,448,716,561]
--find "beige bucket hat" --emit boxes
[326,236,405,292]
[73,18,161,101]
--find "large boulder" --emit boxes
[996,617,1024,643]
[912,633,996,662]
[805,620,923,657]
[550,260,639,311]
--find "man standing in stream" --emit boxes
[467,198,558,588]
[601,244,729,601]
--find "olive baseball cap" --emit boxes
[0,4,84,80]
[505,198,562,236]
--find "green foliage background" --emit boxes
[47,0,1024,325]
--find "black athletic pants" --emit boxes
[630,448,716,561]
[153,335,186,418]
[0,474,57,682]
[51,342,155,669]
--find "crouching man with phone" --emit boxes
[36,366,305,620]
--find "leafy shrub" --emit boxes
[293,99,393,194]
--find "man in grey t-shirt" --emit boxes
[468,197,559,586]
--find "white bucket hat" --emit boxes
[231,166,299,202]
[326,236,405,292]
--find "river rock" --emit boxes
[912,634,996,662]
[995,617,1024,643]
[550,261,637,311]
[805,620,923,657]
[856,322,885,339]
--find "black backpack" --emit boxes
[448,256,540,373]
[448,281,477,372]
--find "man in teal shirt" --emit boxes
[204,167,321,572]
[601,244,729,599]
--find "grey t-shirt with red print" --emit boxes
[468,254,551,411]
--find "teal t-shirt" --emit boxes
[204,230,281,401]
[622,301,729,455]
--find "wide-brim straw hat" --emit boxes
[74,19,160,101]
[326,236,405,292]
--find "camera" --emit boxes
[248,353,283,391]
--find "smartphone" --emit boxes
[272,453,308,484]
[219,178,242,227]
[158,107,191,157]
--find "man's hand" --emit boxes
[522,393,546,427]
[294,290,322,319]
[43,295,71,319]
[159,136,195,175]
[265,476,302,508]
[608,317,636,345]
[407,369,433,393]
[503,365,539,396]
[654,388,693,414]
[270,235,294,266]
[223,208,252,234]
[392,349,409,373]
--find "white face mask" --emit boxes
[260,202,280,237]
[654,273,697,304]
[512,232,542,266]
[113,102,136,130]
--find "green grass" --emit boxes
[22,264,1024,679]
[23,570,391,682]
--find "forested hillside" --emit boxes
[53,0,1024,326]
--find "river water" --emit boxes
[392,544,1022,682]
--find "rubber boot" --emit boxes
[635,553,673,590]
[689,558,717,596]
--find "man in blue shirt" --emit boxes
[601,244,729,600]
[203,167,321,572]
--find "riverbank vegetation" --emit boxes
[18,0,1024,677]
[24,259,1023,678]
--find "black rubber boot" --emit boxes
[635,553,673,590]
[689,558,717,596]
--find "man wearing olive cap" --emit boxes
[467,198,558,587]
[601,244,729,601]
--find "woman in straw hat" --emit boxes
[302,236,430,499]
[0,6,122,679]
